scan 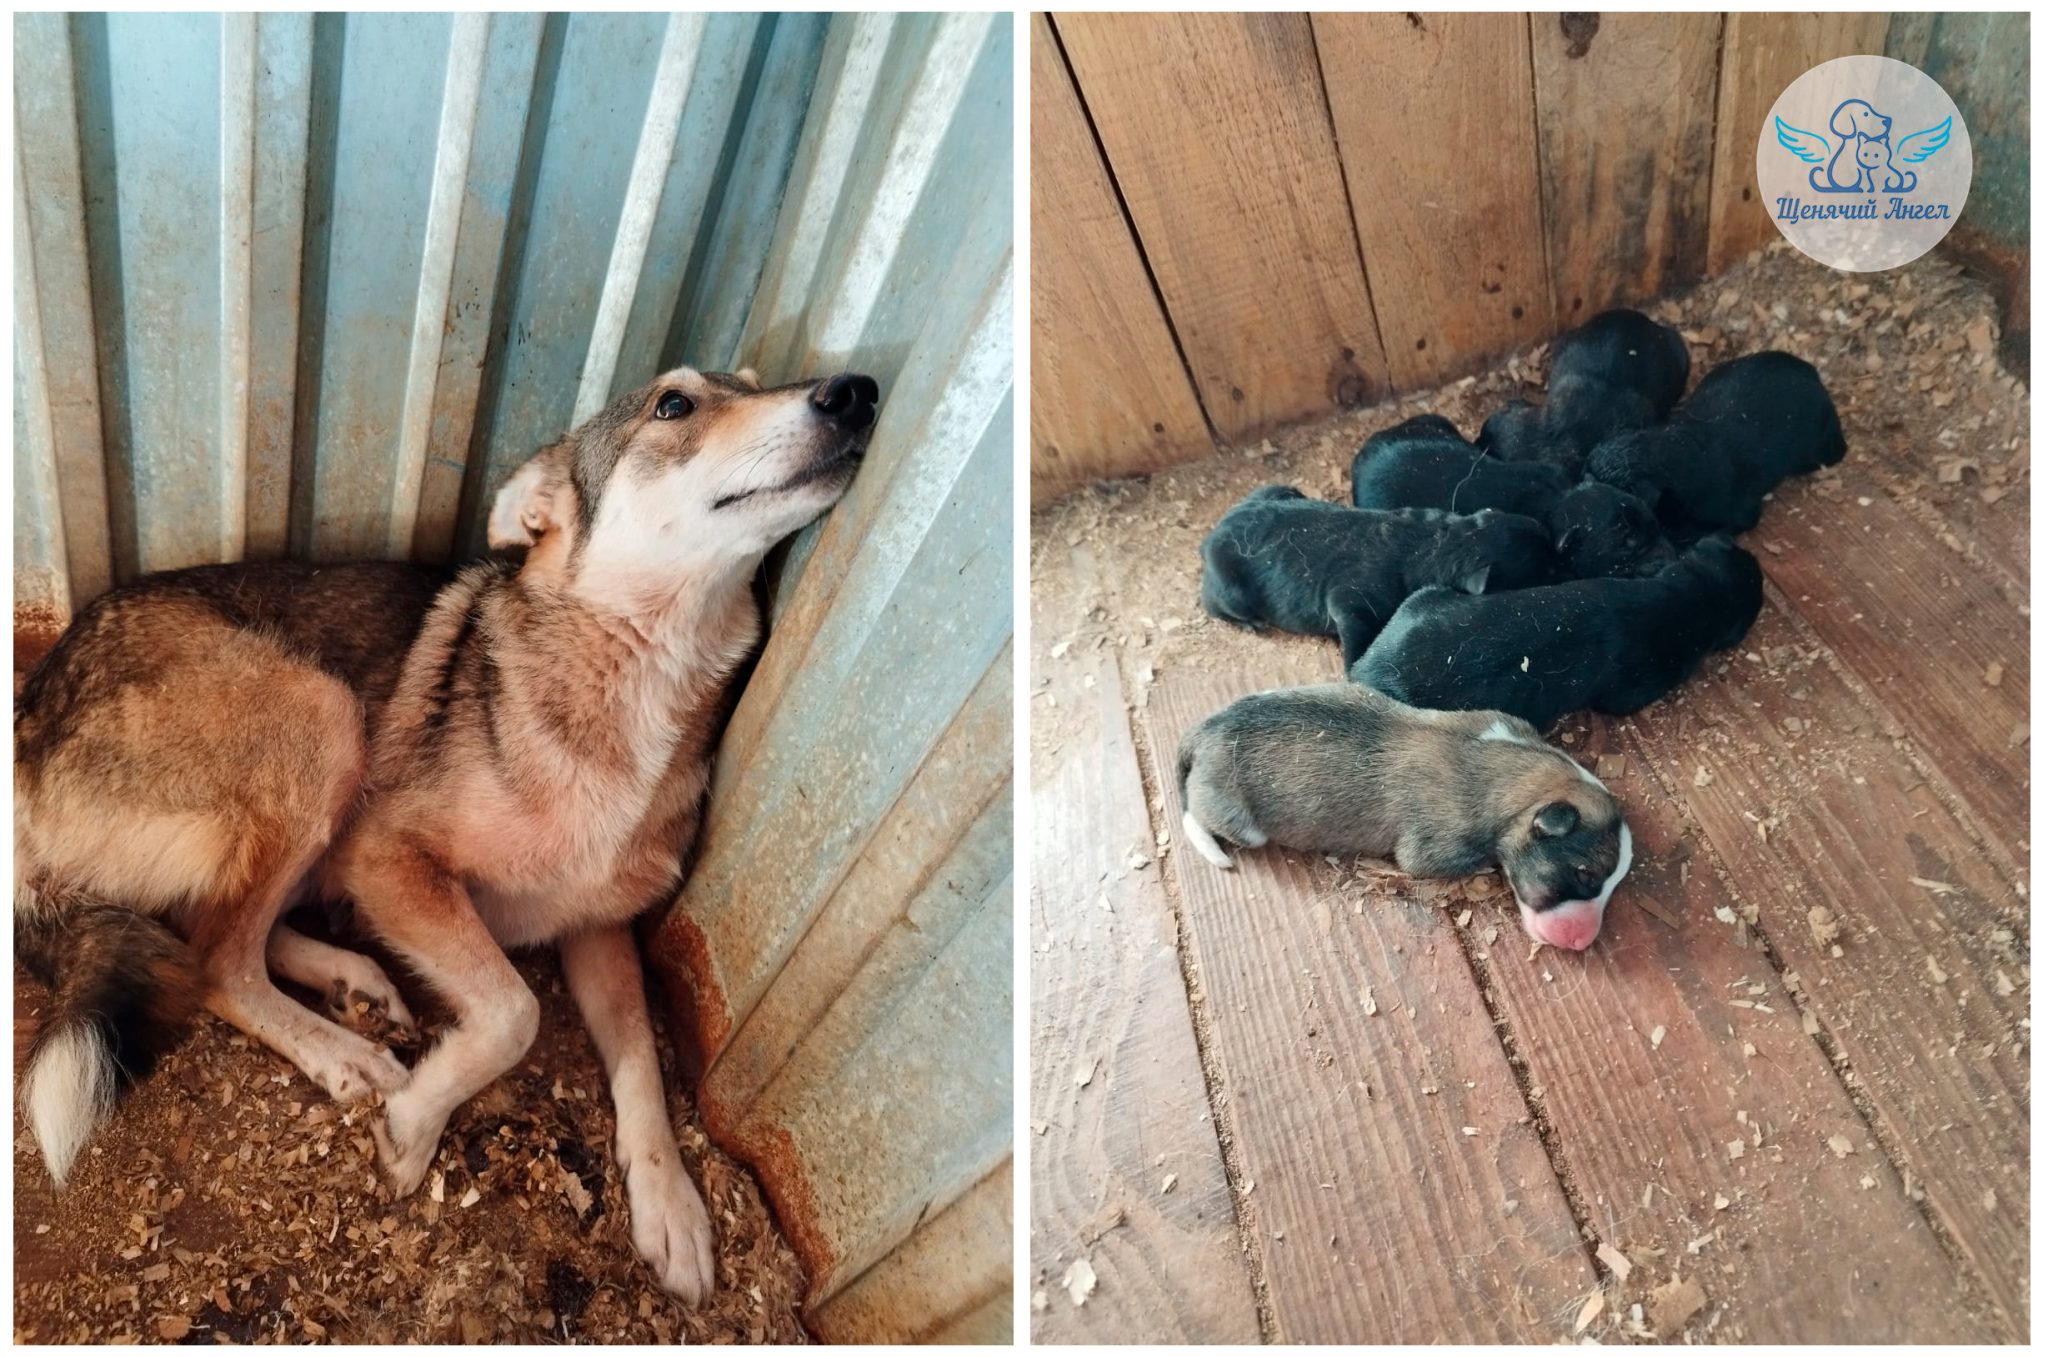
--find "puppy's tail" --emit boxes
[15,895,204,1185]
[1174,732,1198,805]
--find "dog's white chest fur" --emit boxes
[444,589,757,949]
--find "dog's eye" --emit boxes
[654,390,693,420]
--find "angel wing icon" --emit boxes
[1893,115,1953,164]
[1776,109,1952,194]
[1774,116,1830,166]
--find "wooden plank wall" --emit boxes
[1031,11,1912,503]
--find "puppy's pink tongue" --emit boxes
[1519,899,1605,952]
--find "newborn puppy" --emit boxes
[1550,482,1676,579]
[1176,683,1631,951]
[1479,309,1691,473]
[1545,308,1692,446]
[1352,437,1670,580]
[1475,399,1550,463]
[1352,428,1571,520]
[1199,485,1558,665]
[1584,351,1846,536]
[1367,412,1468,446]
[1354,535,1762,730]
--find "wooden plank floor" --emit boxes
[1029,642,1262,1341]
[1141,681,1598,1342]
[1028,548,1262,1341]
[1029,400,2027,1341]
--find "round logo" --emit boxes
[1756,55,1971,272]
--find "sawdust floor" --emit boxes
[1029,242,2029,1344]
[13,940,809,1344]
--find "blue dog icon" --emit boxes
[1777,100,1951,194]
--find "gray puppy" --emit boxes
[1175,683,1632,951]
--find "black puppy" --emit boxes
[1352,420,1570,519]
[1550,481,1675,579]
[1351,430,1670,580]
[1352,535,1762,730]
[1200,485,1558,666]
[1584,351,1846,536]
[1479,309,1691,473]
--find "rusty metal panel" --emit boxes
[811,1160,1014,1343]
[13,10,1012,1341]
[658,11,1015,1336]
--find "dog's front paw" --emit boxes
[373,1089,444,1197]
[324,968,417,1034]
[308,1032,409,1104]
[626,1151,716,1304]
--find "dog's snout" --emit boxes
[812,372,880,431]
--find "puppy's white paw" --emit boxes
[626,1151,717,1305]
[373,1089,445,1198]
[1182,810,1236,869]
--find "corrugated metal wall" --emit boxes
[12,10,1013,1343]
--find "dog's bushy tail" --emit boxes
[16,896,204,1185]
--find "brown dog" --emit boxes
[14,366,880,1302]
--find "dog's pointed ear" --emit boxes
[1459,564,1491,595]
[734,367,761,390]
[1532,801,1579,838]
[487,447,571,549]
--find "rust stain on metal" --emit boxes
[715,1119,838,1305]
[15,606,67,681]
[651,903,838,1312]
[648,906,733,1080]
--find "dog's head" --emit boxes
[1429,509,1558,594]
[1549,481,1672,579]
[1476,400,1544,459]
[1581,429,1662,508]
[1488,750,1631,952]
[489,367,878,586]
[1671,534,1764,649]
[1830,99,1891,141]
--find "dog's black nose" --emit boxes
[812,372,879,431]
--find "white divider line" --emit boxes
[574,13,707,423]
[387,11,490,559]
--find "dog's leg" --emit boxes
[185,669,411,1106]
[561,924,716,1304]
[340,836,538,1196]
[267,924,417,1031]
[197,833,410,1105]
